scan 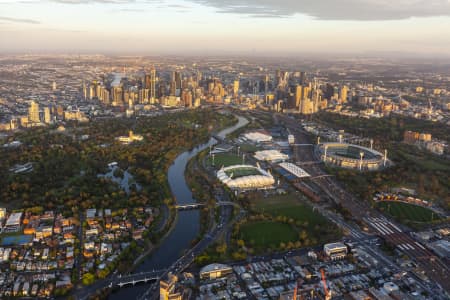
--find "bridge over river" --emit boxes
[175,201,238,210]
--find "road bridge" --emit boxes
[113,270,164,288]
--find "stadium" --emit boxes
[216,164,275,190]
[316,142,390,171]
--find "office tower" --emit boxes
[174,71,182,90]
[100,88,110,105]
[158,81,166,98]
[299,71,306,86]
[233,80,239,97]
[181,89,193,107]
[89,85,95,100]
[56,105,64,119]
[169,81,177,96]
[264,75,270,96]
[44,107,51,124]
[340,85,348,103]
[139,88,149,103]
[295,85,302,109]
[28,101,40,123]
[145,68,157,101]
[324,83,334,100]
[82,81,88,100]
[112,86,124,105]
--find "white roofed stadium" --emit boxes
[216,164,275,190]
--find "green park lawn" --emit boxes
[376,201,442,223]
[251,193,329,226]
[238,221,298,249]
[242,192,340,249]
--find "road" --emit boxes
[137,202,246,300]
[272,112,449,296]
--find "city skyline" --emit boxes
[1,0,450,57]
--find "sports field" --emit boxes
[251,193,329,225]
[239,221,298,248]
[377,201,441,223]
[225,167,261,178]
[207,153,243,168]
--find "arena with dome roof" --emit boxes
[216,164,275,190]
[316,142,390,171]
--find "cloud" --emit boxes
[190,0,450,20]
[50,0,136,3]
[0,16,40,24]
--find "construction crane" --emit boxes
[293,279,304,300]
[320,268,331,300]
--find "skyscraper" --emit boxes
[44,107,52,124]
[340,85,348,103]
[233,80,240,97]
[145,68,157,101]
[295,85,302,109]
[28,101,40,123]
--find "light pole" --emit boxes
[359,151,364,171]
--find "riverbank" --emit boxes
[105,114,248,300]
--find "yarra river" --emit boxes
[110,115,248,299]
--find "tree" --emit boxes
[215,243,227,255]
[82,272,95,285]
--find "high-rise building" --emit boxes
[181,89,193,107]
[44,107,52,124]
[111,86,124,105]
[264,75,270,97]
[139,88,149,104]
[295,85,302,109]
[28,101,40,123]
[340,85,348,103]
[145,68,157,101]
[233,80,240,97]
[169,81,177,96]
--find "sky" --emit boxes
[0,0,450,56]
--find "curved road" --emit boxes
[86,114,249,300]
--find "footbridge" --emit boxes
[176,201,238,210]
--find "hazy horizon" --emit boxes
[1,0,450,57]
